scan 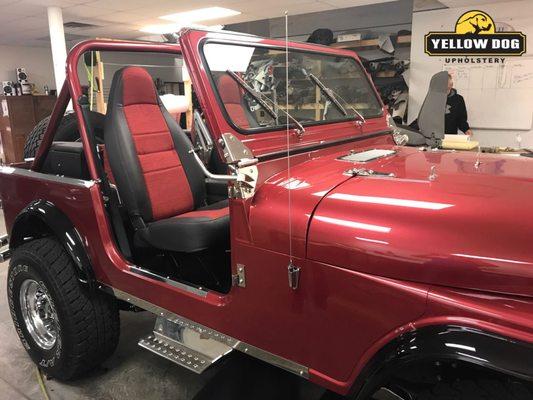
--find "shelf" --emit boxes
[331,35,411,50]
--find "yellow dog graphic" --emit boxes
[455,11,496,34]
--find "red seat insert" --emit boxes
[216,74,250,129]
[122,67,194,220]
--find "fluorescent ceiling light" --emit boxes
[160,7,240,23]
[140,23,223,34]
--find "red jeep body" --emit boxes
[1,29,532,398]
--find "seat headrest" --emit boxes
[216,74,243,105]
[417,70,448,140]
[118,66,158,106]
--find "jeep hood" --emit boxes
[306,146,533,297]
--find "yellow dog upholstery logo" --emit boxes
[455,11,495,34]
[425,10,526,56]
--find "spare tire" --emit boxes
[23,111,105,159]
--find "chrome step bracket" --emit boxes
[138,317,233,374]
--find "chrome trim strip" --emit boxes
[129,266,209,298]
[0,165,95,188]
[109,286,309,378]
[232,341,308,377]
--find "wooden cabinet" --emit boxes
[0,95,56,163]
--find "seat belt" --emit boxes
[78,95,133,260]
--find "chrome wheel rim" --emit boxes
[19,279,58,350]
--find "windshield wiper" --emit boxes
[226,70,277,120]
[226,69,305,137]
[301,69,366,125]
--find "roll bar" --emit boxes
[32,39,182,180]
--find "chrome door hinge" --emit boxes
[0,234,10,262]
[232,264,246,287]
[288,262,300,290]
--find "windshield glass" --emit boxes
[203,42,383,132]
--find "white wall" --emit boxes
[0,45,56,92]
[228,0,413,42]
[409,0,533,147]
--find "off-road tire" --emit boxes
[7,237,119,380]
[373,362,533,400]
[23,111,105,159]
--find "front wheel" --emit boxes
[368,361,533,400]
[7,237,120,379]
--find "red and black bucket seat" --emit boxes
[216,74,257,129]
[104,66,229,253]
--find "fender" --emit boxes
[353,325,533,399]
[10,199,95,289]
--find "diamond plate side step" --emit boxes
[139,335,215,373]
[138,317,233,374]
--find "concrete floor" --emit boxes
[0,212,340,400]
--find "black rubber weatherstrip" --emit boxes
[257,130,392,162]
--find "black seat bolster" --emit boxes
[162,107,207,209]
[135,200,229,253]
[104,68,153,222]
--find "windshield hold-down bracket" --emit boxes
[343,168,396,178]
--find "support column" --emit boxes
[47,6,67,91]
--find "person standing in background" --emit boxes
[446,73,473,135]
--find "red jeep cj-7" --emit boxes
[0,29,532,399]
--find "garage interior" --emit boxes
[0,0,532,399]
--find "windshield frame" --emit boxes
[199,39,384,135]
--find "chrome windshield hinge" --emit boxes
[232,264,246,288]
[220,133,259,200]
[288,262,300,290]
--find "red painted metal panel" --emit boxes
[308,146,533,297]
[248,134,393,258]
